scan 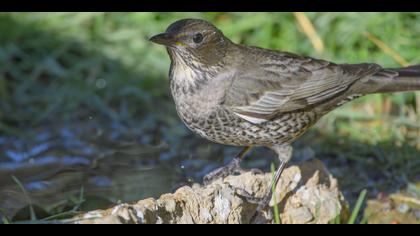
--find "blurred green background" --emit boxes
[0,13,419,223]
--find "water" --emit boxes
[0,118,277,220]
[0,121,175,219]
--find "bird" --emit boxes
[150,18,420,222]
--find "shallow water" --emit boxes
[0,117,280,220]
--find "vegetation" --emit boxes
[0,12,419,224]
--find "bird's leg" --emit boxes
[248,160,286,223]
[203,146,258,185]
[246,145,292,223]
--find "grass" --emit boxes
[11,176,37,221]
[0,209,11,224]
[271,163,281,224]
[0,13,419,131]
[0,12,419,224]
[1,183,86,224]
[347,189,368,224]
[328,189,368,224]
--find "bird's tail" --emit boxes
[364,65,420,94]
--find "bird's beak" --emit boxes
[149,33,174,46]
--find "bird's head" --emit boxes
[150,19,231,67]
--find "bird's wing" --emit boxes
[223,49,380,123]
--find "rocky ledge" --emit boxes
[71,159,348,224]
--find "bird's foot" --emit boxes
[234,188,265,204]
[234,188,273,223]
[203,158,262,186]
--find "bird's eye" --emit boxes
[193,33,203,44]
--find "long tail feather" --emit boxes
[366,65,420,94]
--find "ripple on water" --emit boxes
[5,150,29,162]
[35,131,51,142]
[89,176,113,187]
[24,181,52,191]
[62,156,91,166]
[5,142,51,162]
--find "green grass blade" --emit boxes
[360,215,369,224]
[11,175,37,221]
[2,217,11,224]
[0,208,11,224]
[347,189,367,224]
[39,211,80,222]
[72,186,85,212]
[271,163,281,224]
[40,187,86,222]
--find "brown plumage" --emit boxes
[150,18,420,222]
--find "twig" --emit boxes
[363,31,410,67]
[390,194,420,206]
[293,12,324,54]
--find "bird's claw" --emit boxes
[203,158,263,186]
[234,188,264,204]
[203,164,242,186]
[233,187,273,223]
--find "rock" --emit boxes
[364,191,420,224]
[275,159,348,224]
[70,159,348,224]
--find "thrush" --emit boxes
[150,18,420,222]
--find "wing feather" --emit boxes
[222,48,381,124]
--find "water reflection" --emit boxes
[0,121,181,219]
[0,115,277,220]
